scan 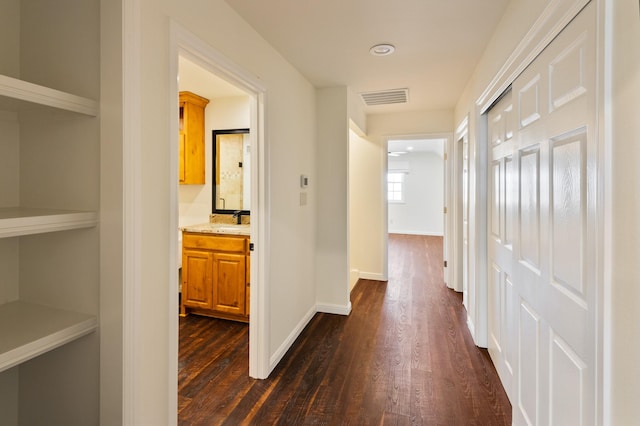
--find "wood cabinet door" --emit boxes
[212,252,246,316]
[182,249,214,310]
[179,92,208,185]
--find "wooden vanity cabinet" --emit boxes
[179,91,209,185]
[181,232,249,322]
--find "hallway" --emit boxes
[178,234,511,424]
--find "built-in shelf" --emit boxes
[0,74,98,117]
[0,207,98,238]
[0,301,97,373]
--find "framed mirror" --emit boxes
[212,128,251,213]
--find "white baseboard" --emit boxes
[388,230,444,236]
[358,272,387,282]
[267,300,353,373]
[269,305,316,370]
[467,314,476,342]
[316,302,352,316]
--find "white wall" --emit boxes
[609,0,640,422]
[388,151,443,236]
[177,95,250,227]
[100,0,124,422]
[114,0,320,423]
[357,110,454,282]
[315,87,350,311]
[349,128,385,286]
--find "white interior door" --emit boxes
[487,2,599,425]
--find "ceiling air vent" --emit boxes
[360,88,409,106]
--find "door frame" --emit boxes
[168,21,270,386]
[454,117,469,299]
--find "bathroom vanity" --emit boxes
[180,223,250,322]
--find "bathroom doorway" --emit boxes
[169,24,270,392]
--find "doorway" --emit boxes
[386,136,447,234]
[383,135,450,280]
[169,23,269,390]
[454,119,469,306]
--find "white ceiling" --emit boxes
[225,0,510,114]
[178,56,248,100]
[388,138,445,158]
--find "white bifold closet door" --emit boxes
[487,2,599,425]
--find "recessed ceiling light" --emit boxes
[407,146,414,151]
[370,43,395,56]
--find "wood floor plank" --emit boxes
[178,234,511,425]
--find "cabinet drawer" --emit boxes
[183,233,246,253]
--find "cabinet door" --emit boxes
[212,252,246,316]
[178,132,186,183]
[182,249,214,309]
[179,92,208,185]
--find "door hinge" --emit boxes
[444,260,448,268]
[249,243,254,251]
[443,207,447,214]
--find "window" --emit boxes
[387,172,404,202]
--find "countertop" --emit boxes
[180,223,250,236]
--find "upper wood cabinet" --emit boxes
[179,91,209,185]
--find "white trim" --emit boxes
[316,302,352,316]
[122,0,142,424]
[169,22,271,385]
[357,272,387,282]
[599,0,611,423]
[452,116,469,295]
[252,90,270,379]
[388,230,444,237]
[466,315,476,343]
[472,108,489,348]
[383,132,453,288]
[477,0,591,113]
[268,305,316,369]
[167,24,180,425]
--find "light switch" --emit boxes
[300,174,309,188]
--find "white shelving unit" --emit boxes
[1,2,101,423]
[0,76,99,372]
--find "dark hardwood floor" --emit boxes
[178,234,511,425]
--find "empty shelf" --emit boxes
[0,74,98,116]
[0,301,97,373]
[0,208,98,238]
